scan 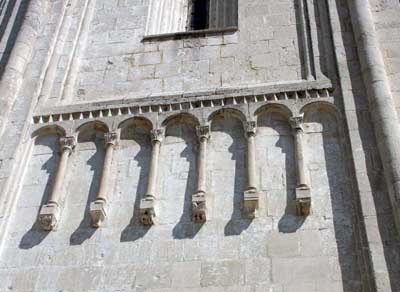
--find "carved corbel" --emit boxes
[289,115,311,216]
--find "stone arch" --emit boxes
[301,101,340,137]
[118,116,153,133]
[208,107,247,126]
[161,112,200,128]
[31,124,66,139]
[254,103,293,120]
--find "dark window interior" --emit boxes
[189,0,238,31]
[190,0,210,30]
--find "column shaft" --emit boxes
[48,148,71,206]
[294,129,306,187]
[192,125,210,223]
[243,121,259,217]
[96,143,115,202]
[39,136,75,230]
[140,129,163,225]
[146,140,161,197]
[90,132,117,227]
[348,0,400,230]
[247,135,256,190]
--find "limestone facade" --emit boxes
[0,0,399,291]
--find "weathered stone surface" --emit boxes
[0,0,399,291]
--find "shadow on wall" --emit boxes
[255,111,305,233]
[170,119,201,239]
[205,112,251,236]
[69,126,106,245]
[120,119,152,242]
[19,135,59,249]
[305,105,360,292]
[333,0,400,290]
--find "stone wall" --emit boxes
[1,102,364,291]
[0,0,399,291]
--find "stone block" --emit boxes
[200,261,243,287]
[171,261,201,288]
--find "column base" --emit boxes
[89,200,107,228]
[192,191,206,223]
[242,188,259,219]
[295,186,311,216]
[139,196,156,226]
[38,203,60,231]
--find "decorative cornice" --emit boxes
[32,81,334,125]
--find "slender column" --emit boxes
[39,136,76,231]
[192,125,210,223]
[90,132,118,228]
[243,121,259,218]
[347,0,400,231]
[140,129,163,226]
[290,115,311,216]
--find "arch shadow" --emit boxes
[19,134,60,249]
[120,120,153,242]
[305,108,359,292]
[69,124,106,245]
[205,112,251,236]
[256,109,304,233]
[162,116,201,239]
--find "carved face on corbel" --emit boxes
[289,115,304,132]
[104,132,118,146]
[196,125,210,141]
[244,121,257,137]
[59,136,76,152]
[150,129,163,144]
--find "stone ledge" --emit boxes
[142,27,238,42]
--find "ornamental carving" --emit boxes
[104,132,118,146]
[150,129,163,144]
[59,136,76,151]
[245,121,257,137]
[196,125,210,141]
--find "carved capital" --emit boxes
[196,125,210,142]
[244,121,257,137]
[150,129,163,144]
[104,132,118,146]
[59,136,76,152]
[289,115,304,132]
